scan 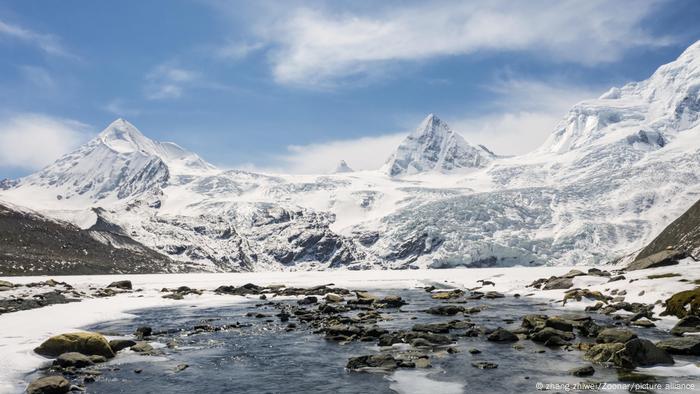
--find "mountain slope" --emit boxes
[635,197,700,261]
[0,201,177,275]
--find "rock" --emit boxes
[325,294,344,303]
[626,249,684,271]
[487,328,519,342]
[484,291,505,299]
[612,338,674,368]
[426,305,463,316]
[468,348,481,354]
[410,338,433,348]
[596,328,637,344]
[109,339,137,352]
[347,354,399,371]
[544,336,570,347]
[662,288,700,318]
[297,296,318,305]
[107,280,132,290]
[174,363,189,372]
[54,352,94,368]
[34,332,115,358]
[656,337,700,355]
[380,295,406,308]
[26,376,70,394]
[472,361,498,369]
[577,320,602,337]
[531,327,575,343]
[584,343,625,363]
[130,342,154,353]
[545,317,573,332]
[631,319,656,328]
[135,326,153,339]
[670,316,700,336]
[587,268,610,277]
[562,269,586,278]
[431,290,463,300]
[412,322,451,333]
[608,275,626,282]
[570,365,595,377]
[521,314,548,330]
[543,277,574,290]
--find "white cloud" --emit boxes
[248,0,671,87]
[145,65,199,100]
[216,41,264,60]
[0,114,90,171]
[0,19,73,57]
[453,78,602,155]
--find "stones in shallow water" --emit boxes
[670,315,700,336]
[585,343,625,363]
[412,322,451,334]
[472,361,498,369]
[487,328,519,342]
[570,365,595,377]
[430,289,463,300]
[596,328,637,344]
[135,326,153,339]
[530,327,575,343]
[26,375,71,394]
[53,352,95,368]
[346,354,400,372]
[612,339,674,368]
[109,339,137,353]
[130,342,154,353]
[656,336,700,356]
[426,305,463,316]
[631,319,656,328]
[34,332,115,358]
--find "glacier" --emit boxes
[3,41,700,272]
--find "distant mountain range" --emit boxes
[2,41,700,274]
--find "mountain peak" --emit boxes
[98,118,153,154]
[385,114,493,176]
[334,160,354,173]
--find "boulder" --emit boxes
[656,337,700,356]
[531,327,575,343]
[107,280,132,290]
[426,305,463,316]
[612,338,674,368]
[34,332,114,358]
[135,326,153,339]
[545,317,573,332]
[670,315,700,336]
[346,354,399,371]
[487,328,519,342]
[543,277,574,290]
[570,365,595,377]
[109,339,137,353]
[562,270,586,278]
[53,352,95,368]
[584,343,625,363]
[662,288,700,319]
[596,328,637,344]
[325,294,344,303]
[26,376,70,394]
[626,249,684,271]
[380,295,406,308]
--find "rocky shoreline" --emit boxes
[16,272,700,393]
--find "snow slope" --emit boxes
[3,41,700,272]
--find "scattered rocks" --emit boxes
[26,375,71,394]
[656,336,700,356]
[570,365,595,377]
[34,332,115,358]
[670,315,700,336]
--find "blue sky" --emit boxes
[1,0,700,177]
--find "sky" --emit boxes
[1,0,700,178]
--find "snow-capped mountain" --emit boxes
[3,41,700,272]
[334,160,354,173]
[384,114,494,176]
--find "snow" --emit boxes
[2,261,699,392]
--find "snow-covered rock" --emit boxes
[384,114,494,176]
[334,160,354,173]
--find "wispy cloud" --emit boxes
[0,113,90,171]
[215,41,264,60]
[240,0,671,88]
[145,64,199,100]
[0,19,74,58]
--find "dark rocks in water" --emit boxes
[53,352,95,368]
[670,315,700,336]
[34,332,115,358]
[430,290,463,300]
[346,354,400,371]
[426,305,463,316]
[577,320,602,338]
[544,335,570,347]
[531,327,575,343]
[325,294,344,303]
[174,363,189,372]
[631,319,656,328]
[297,296,318,305]
[379,295,406,308]
[545,317,573,332]
[468,348,481,354]
[656,336,700,355]
[662,288,700,319]
[135,326,153,339]
[521,314,548,330]
[130,342,154,353]
[107,280,132,290]
[596,328,637,344]
[109,339,137,352]
[585,343,625,363]
[472,361,498,369]
[484,291,505,299]
[487,328,519,342]
[26,375,71,394]
[612,338,674,368]
[570,365,595,377]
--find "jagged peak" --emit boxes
[98,118,155,154]
[334,160,354,173]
